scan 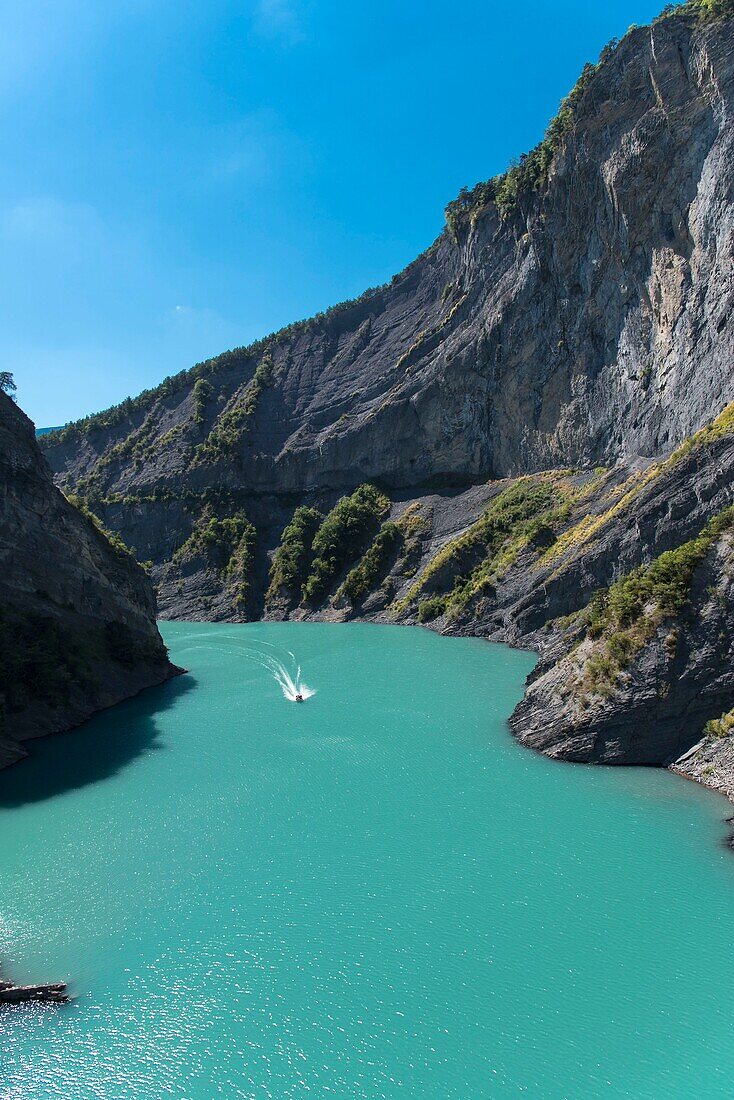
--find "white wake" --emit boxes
[171,634,316,702]
[242,643,316,702]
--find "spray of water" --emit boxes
[172,633,316,702]
[243,648,315,702]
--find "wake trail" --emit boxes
[243,650,315,701]
[171,631,315,702]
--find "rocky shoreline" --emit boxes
[671,736,734,814]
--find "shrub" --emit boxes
[302,485,390,604]
[225,521,257,606]
[173,507,257,582]
[267,506,323,602]
[586,505,734,639]
[704,708,734,739]
[193,378,214,424]
[418,595,447,623]
[338,521,400,606]
[573,504,734,696]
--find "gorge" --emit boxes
[36,2,734,807]
[3,3,734,1094]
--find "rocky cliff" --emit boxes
[0,391,177,769]
[39,3,734,798]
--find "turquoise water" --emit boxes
[1,622,734,1098]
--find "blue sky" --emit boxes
[2,0,663,427]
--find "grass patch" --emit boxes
[570,505,734,697]
[704,707,734,739]
[396,478,568,617]
[542,402,734,567]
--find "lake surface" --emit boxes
[1,622,734,1098]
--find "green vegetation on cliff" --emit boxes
[677,0,734,18]
[542,402,734,568]
[173,507,257,594]
[267,506,323,603]
[444,0,734,236]
[193,378,214,424]
[337,522,400,607]
[302,485,390,604]
[65,493,137,563]
[39,245,434,452]
[570,505,734,698]
[193,355,274,464]
[445,60,596,231]
[704,707,734,739]
[0,371,15,395]
[400,478,568,622]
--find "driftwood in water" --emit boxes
[0,975,69,1005]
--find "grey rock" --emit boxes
[509,533,734,765]
[0,392,179,768]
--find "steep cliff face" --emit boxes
[509,505,734,765]
[36,8,734,793]
[0,392,177,768]
[44,12,734,503]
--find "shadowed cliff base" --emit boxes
[0,674,193,809]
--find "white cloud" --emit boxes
[168,302,227,328]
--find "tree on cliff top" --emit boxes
[0,372,16,397]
